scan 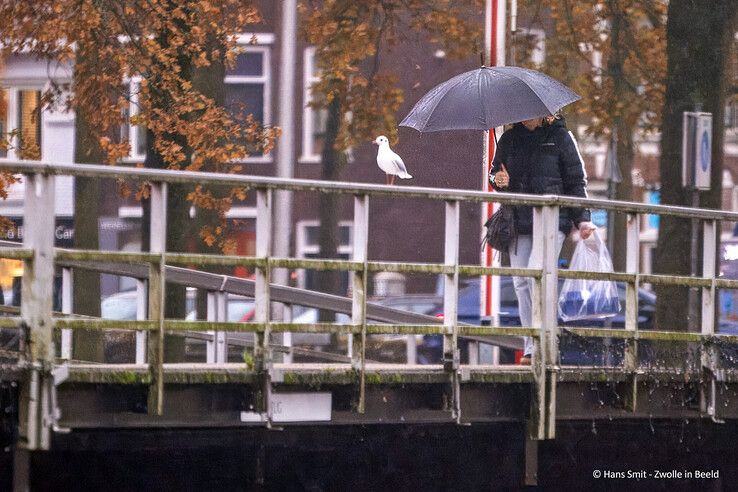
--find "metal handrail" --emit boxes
[1,158,737,220]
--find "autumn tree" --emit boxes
[300,0,482,318]
[518,0,667,271]
[653,0,738,332]
[0,0,278,246]
[0,1,278,358]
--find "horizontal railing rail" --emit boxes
[2,158,738,219]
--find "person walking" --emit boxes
[489,115,596,365]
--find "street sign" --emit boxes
[682,112,712,190]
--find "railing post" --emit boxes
[60,267,73,360]
[352,194,369,413]
[19,172,56,450]
[255,188,272,421]
[206,291,215,363]
[529,204,559,440]
[443,200,460,422]
[624,213,640,411]
[135,279,147,364]
[147,182,167,416]
[406,333,417,365]
[206,291,227,363]
[282,304,293,364]
[701,219,718,417]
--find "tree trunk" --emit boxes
[72,43,104,362]
[612,124,634,272]
[317,97,343,322]
[192,47,227,323]
[142,38,194,360]
[654,0,737,334]
[607,2,634,273]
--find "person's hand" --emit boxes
[578,221,597,240]
[494,164,509,189]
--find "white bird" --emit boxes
[373,135,412,185]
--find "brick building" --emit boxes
[1,2,737,298]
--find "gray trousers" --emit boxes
[509,232,566,357]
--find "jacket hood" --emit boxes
[549,116,567,129]
[512,116,567,134]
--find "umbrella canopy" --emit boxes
[400,66,581,132]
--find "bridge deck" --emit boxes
[49,362,738,429]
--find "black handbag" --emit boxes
[481,205,517,252]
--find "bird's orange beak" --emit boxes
[372,140,378,145]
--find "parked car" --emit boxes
[289,302,432,363]
[101,289,255,322]
[422,277,658,365]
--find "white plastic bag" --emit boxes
[558,231,621,321]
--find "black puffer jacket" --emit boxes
[489,118,591,235]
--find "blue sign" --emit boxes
[647,190,660,229]
[590,209,607,228]
[700,130,710,172]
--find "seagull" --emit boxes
[373,135,412,185]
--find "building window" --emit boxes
[16,89,42,159]
[725,99,738,132]
[122,42,272,162]
[513,28,546,67]
[301,47,328,163]
[0,89,7,158]
[296,220,353,294]
[226,45,271,161]
[0,87,43,160]
[122,78,147,161]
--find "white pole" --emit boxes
[273,0,297,282]
[511,0,518,33]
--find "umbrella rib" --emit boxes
[478,69,486,129]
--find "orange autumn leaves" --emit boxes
[525,0,667,138]
[0,0,279,249]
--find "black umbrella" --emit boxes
[400,66,581,132]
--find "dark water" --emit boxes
[3,420,738,491]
